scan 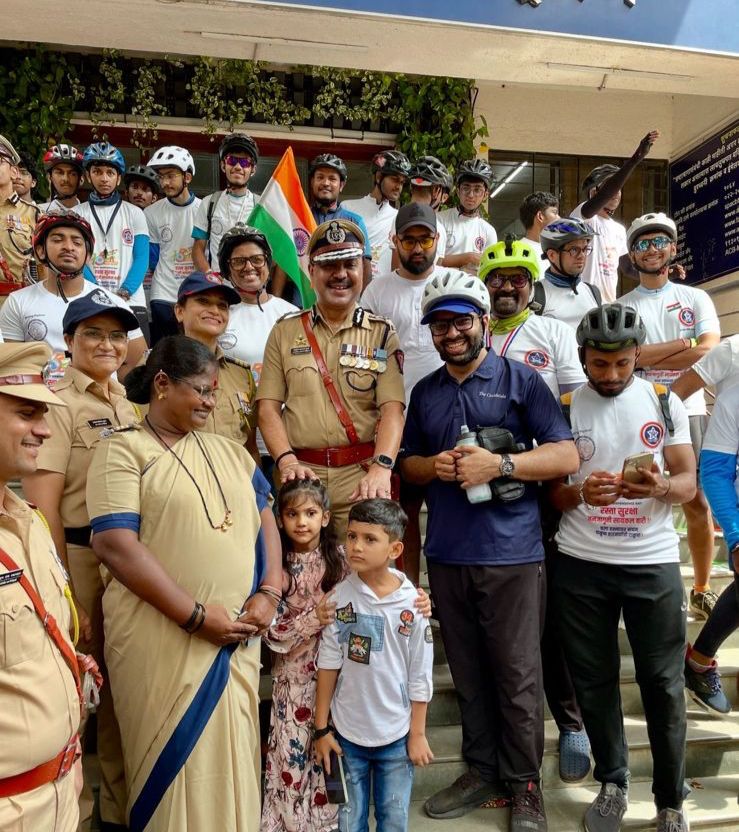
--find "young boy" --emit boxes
[314,499,434,832]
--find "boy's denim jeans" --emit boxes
[336,733,414,832]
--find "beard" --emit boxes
[438,331,486,366]
[589,377,631,398]
[400,251,434,275]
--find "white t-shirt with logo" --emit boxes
[693,334,739,395]
[361,267,445,402]
[0,281,144,353]
[491,314,585,398]
[556,377,691,565]
[439,208,497,273]
[620,282,720,417]
[539,277,600,331]
[342,195,398,278]
[145,195,202,303]
[219,296,299,456]
[192,190,257,268]
[76,200,148,308]
[570,203,627,303]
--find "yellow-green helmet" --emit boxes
[478,237,540,283]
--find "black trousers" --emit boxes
[694,571,739,657]
[150,300,178,345]
[427,560,545,787]
[553,553,687,810]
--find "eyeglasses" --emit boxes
[632,236,672,253]
[561,245,593,257]
[397,235,435,252]
[428,314,477,336]
[458,183,487,196]
[485,273,530,289]
[229,254,267,270]
[171,377,219,401]
[157,171,183,182]
[224,155,254,169]
[78,328,128,345]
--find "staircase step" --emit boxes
[412,712,739,799]
[405,774,739,830]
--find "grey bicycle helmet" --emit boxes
[219,132,259,165]
[455,159,493,189]
[124,164,162,194]
[309,153,347,181]
[576,303,646,351]
[626,212,677,250]
[582,164,619,194]
[540,218,598,253]
[218,223,272,277]
[372,150,411,178]
[421,268,491,320]
[410,156,450,188]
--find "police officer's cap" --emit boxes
[177,271,241,306]
[63,292,140,336]
[0,134,21,166]
[0,343,66,407]
[309,220,365,264]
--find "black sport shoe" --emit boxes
[424,768,508,819]
[583,782,628,832]
[510,781,547,832]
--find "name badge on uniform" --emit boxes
[88,418,113,429]
[291,334,312,356]
[0,569,23,587]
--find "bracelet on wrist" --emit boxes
[181,601,206,633]
[180,602,200,632]
[190,605,206,634]
[274,450,297,467]
[313,725,334,739]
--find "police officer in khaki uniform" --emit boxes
[0,342,81,832]
[174,271,259,462]
[23,295,140,831]
[257,219,406,534]
[0,134,39,295]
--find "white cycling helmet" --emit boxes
[147,146,195,175]
[626,212,677,250]
[421,269,491,323]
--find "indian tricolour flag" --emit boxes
[247,147,316,306]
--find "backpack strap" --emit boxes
[205,191,224,266]
[532,280,546,315]
[584,282,602,307]
[559,391,573,428]
[652,383,675,437]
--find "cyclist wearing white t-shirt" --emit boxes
[38,144,84,213]
[551,303,694,832]
[77,142,150,339]
[673,334,739,401]
[192,133,260,273]
[620,212,721,620]
[145,146,201,343]
[570,129,660,302]
[519,191,559,274]
[440,159,497,275]
[343,149,411,278]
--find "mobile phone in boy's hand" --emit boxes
[324,750,348,804]
[621,452,654,484]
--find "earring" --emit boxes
[157,393,165,401]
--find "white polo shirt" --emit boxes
[317,570,433,747]
[342,194,398,277]
[490,313,585,398]
[192,190,257,268]
[76,200,149,308]
[694,335,739,394]
[145,195,202,303]
[361,267,445,402]
[620,282,721,417]
[570,203,627,303]
[556,378,691,565]
[439,208,497,273]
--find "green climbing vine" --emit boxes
[130,62,168,148]
[89,49,126,139]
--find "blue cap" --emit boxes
[62,291,139,335]
[420,299,481,325]
[177,271,241,305]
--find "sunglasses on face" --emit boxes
[229,254,267,270]
[428,314,477,336]
[632,236,672,253]
[224,155,253,169]
[397,235,435,252]
[485,273,530,289]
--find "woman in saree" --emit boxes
[87,334,282,832]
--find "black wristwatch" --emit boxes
[372,454,395,470]
[498,453,515,477]
[313,725,334,739]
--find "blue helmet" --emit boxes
[82,142,125,175]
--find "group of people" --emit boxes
[0,122,737,832]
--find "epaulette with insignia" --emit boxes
[224,355,252,372]
[366,311,396,329]
[352,307,366,327]
[277,308,306,323]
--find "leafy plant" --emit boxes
[131,62,168,148]
[89,49,126,139]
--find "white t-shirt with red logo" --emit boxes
[570,203,627,303]
[620,282,720,416]
[342,195,397,278]
[556,377,691,565]
[145,195,202,303]
[439,208,497,274]
[76,200,148,308]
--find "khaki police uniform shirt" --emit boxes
[205,347,257,446]
[0,488,80,776]
[0,192,39,285]
[36,366,139,529]
[256,305,406,448]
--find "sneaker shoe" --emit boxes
[656,807,689,831]
[559,729,591,782]
[510,781,547,832]
[583,782,628,832]
[424,768,508,819]
[685,656,732,714]
[689,588,718,620]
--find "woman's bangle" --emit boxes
[190,604,206,634]
[180,602,201,632]
[274,450,297,467]
[181,601,205,633]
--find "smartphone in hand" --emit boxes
[621,452,654,484]
[324,750,348,805]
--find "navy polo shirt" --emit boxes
[311,204,372,259]
[402,350,572,566]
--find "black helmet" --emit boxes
[218,223,272,278]
[582,164,619,193]
[576,303,646,351]
[455,159,493,189]
[219,132,259,165]
[309,153,347,181]
[409,156,450,188]
[124,164,162,194]
[371,150,411,178]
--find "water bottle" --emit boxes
[456,425,493,504]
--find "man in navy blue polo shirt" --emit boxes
[400,270,578,832]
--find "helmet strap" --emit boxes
[44,250,85,287]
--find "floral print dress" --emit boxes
[261,546,347,832]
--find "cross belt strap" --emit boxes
[0,546,82,706]
[300,312,361,445]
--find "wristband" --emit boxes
[690,337,698,349]
[274,450,297,467]
[313,725,333,739]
